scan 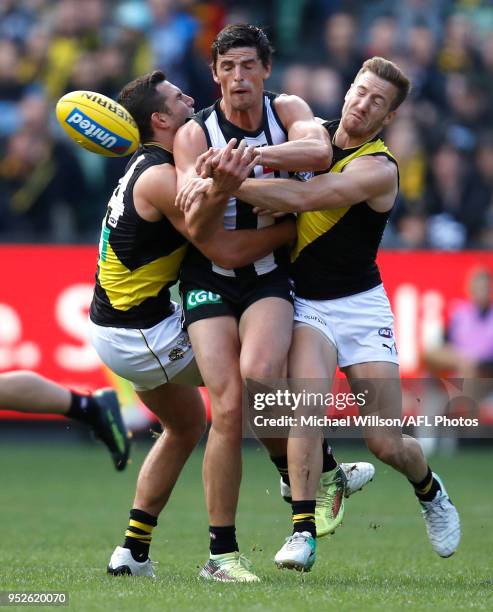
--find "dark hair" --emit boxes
[356,57,411,110]
[117,70,168,142]
[211,24,273,71]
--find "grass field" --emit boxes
[0,440,492,611]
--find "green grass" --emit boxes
[0,441,492,611]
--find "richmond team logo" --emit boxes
[65,108,132,154]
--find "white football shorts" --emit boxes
[88,302,197,391]
[293,284,399,367]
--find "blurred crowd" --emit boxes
[1,0,493,247]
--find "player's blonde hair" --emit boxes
[356,57,411,110]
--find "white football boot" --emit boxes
[107,546,155,577]
[339,462,375,497]
[275,531,317,572]
[420,473,461,558]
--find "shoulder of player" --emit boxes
[272,93,312,112]
[344,154,397,183]
[174,120,208,165]
[176,118,205,139]
[133,163,176,208]
[272,93,313,124]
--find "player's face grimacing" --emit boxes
[341,71,398,138]
[158,81,195,130]
[213,47,271,111]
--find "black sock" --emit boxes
[292,500,316,538]
[123,509,157,562]
[209,525,238,555]
[66,392,98,426]
[271,454,290,486]
[322,439,338,473]
[410,467,441,502]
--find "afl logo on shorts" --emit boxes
[378,327,393,339]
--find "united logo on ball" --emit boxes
[55,90,140,157]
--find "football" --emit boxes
[55,90,140,157]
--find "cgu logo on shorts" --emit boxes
[186,290,222,310]
[65,108,132,154]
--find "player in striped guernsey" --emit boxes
[85,71,297,579]
[226,57,460,569]
[173,24,333,582]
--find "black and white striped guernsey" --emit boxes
[181,92,291,280]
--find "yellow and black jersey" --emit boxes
[90,144,187,329]
[291,119,398,300]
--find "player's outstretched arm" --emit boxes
[237,156,398,213]
[255,95,332,172]
[204,217,297,269]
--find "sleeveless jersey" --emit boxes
[291,120,398,300]
[180,92,290,281]
[90,144,187,328]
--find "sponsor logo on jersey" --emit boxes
[65,108,132,154]
[186,290,223,310]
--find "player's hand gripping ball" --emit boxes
[56,90,139,157]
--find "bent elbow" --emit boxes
[187,223,208,244]
[311,144,332,171]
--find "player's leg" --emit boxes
[187,316,259,582]
[0,370,129,470]
[346,362,429,478]
[108,381,206,576]
[239,296,294,459]
[190,317,241,527]
[89,311,208,575]
[108,382,205,576]
[335,284,460,557]
[281,295,375,541]
[0,371,71,412]
[346,360,461,558]
[274,324,337,571]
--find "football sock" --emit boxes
[292,500,316,538]
[270,454,290,486]
[322,439,338,473]
[66,392,99,426]
[123,509,157,561]
[410,467,442,502]
[209,525,239,555]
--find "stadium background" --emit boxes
[0,2,492,610]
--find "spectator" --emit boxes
[146,0,214,108]
[425,267,493,379]
[0,0,493,246]
[323,12,363,90]
[425,142,484,249]
[0,126,88,242]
